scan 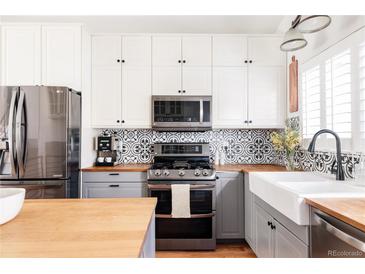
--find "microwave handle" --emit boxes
[199,99,203,124]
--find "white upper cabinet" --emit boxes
[182,36,212,95]
[42,25,82,90]
[1,24,82,90]
[248,66,285,128]
[92,36,121,66]
[121,36,152,128]
[91,36,122,128]
[213,67,248,128]
[182,36,211,66]
[152,36,212,96]
[247,37,285,66]
[1,25,41,85]
[91,35,152,128]
[213,36,247,66]
[152,36,182,95]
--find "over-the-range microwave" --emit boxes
[151,96,212,131]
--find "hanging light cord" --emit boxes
[291,15,302,28]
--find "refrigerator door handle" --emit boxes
[15,89,27,178]
[8,88,18,177]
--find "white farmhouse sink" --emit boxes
[0,188,26,225]
[249,172,365,226]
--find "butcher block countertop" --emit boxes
[81,164,286,173]
[305,198,365,233]
[0,198,157,258]
[215,164,287,173]
[81,164,150,172]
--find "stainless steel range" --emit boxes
[147,143,216,250]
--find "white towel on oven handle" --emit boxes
[171,184,191,218]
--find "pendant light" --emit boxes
[296,15,331,33]
[280,27,308,52]
[280,15,331,52]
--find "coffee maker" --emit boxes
[95,134,121,166]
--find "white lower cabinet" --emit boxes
[82,172,147,198]
[244,173,255,251]
[216,172,244,239]
[254,201,308,258]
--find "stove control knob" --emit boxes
[163,170,170,176]
[194,169,201,176]
[178,170,185,177]
[202,169,209,176]
[154,169,162,176]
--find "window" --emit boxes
[325,49,352,138]
[300,27,365,153]
[302,66,321,139]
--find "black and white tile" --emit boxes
[100,129,278,165]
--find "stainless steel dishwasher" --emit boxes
[310,207,365,258]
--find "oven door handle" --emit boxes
[313,212,365,252]
[148,184,215,190]
[155,213,215,219]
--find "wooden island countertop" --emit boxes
[0,198,157,258]
[81,163,286,173]
[305,198,365,233]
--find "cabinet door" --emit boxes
[213,36,247,66]
[248,37,285,66]
[182,36,212,95]
[274,221,308,258]
[1,25,41,85]
[152,36,182,95]
[41,25,82,90]
[216,173,244,239]
[213,67,247,128]
[244,173,255,251]
[122,36,151,128]
[248,66,285,128]
[83,182,147,198]
[255,204,274,258]
[91,36,122,128]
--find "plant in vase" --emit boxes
[270,120,300,171]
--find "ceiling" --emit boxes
[0,15,286,33]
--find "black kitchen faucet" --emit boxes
[308,129,345,181]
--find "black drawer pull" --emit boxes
[108,173,120,176]
[109,184,120,187]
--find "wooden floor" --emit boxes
[156,242,256,258]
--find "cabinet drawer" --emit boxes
[82,172,146,182]
[83,182,147,198]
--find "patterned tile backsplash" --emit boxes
[100,129,279,165]
[100,117,360,179]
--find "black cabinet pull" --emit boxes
[178,90,181,93]
[244,120,248,123]
[121,120,125,123]
[216,176,220,180]
[178,60,181,63]
[183,60,186,63]
[249,60,253,63]
[117,59,121,63]
[249,120,252,124]
[267,221,272,226]
[182,90,186,93]
[271,224,276,230]
[109,184,120,187]
[116,120,120,123]
[122,60,125,63]
[244,60,248,63]
[108,173,120,176]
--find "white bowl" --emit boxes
[0,188,26,225]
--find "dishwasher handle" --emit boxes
[314,212,365,252]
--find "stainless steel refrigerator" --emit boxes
[0,86,81,198]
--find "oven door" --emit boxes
[148,183,216,250]
[152,96,212,130]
